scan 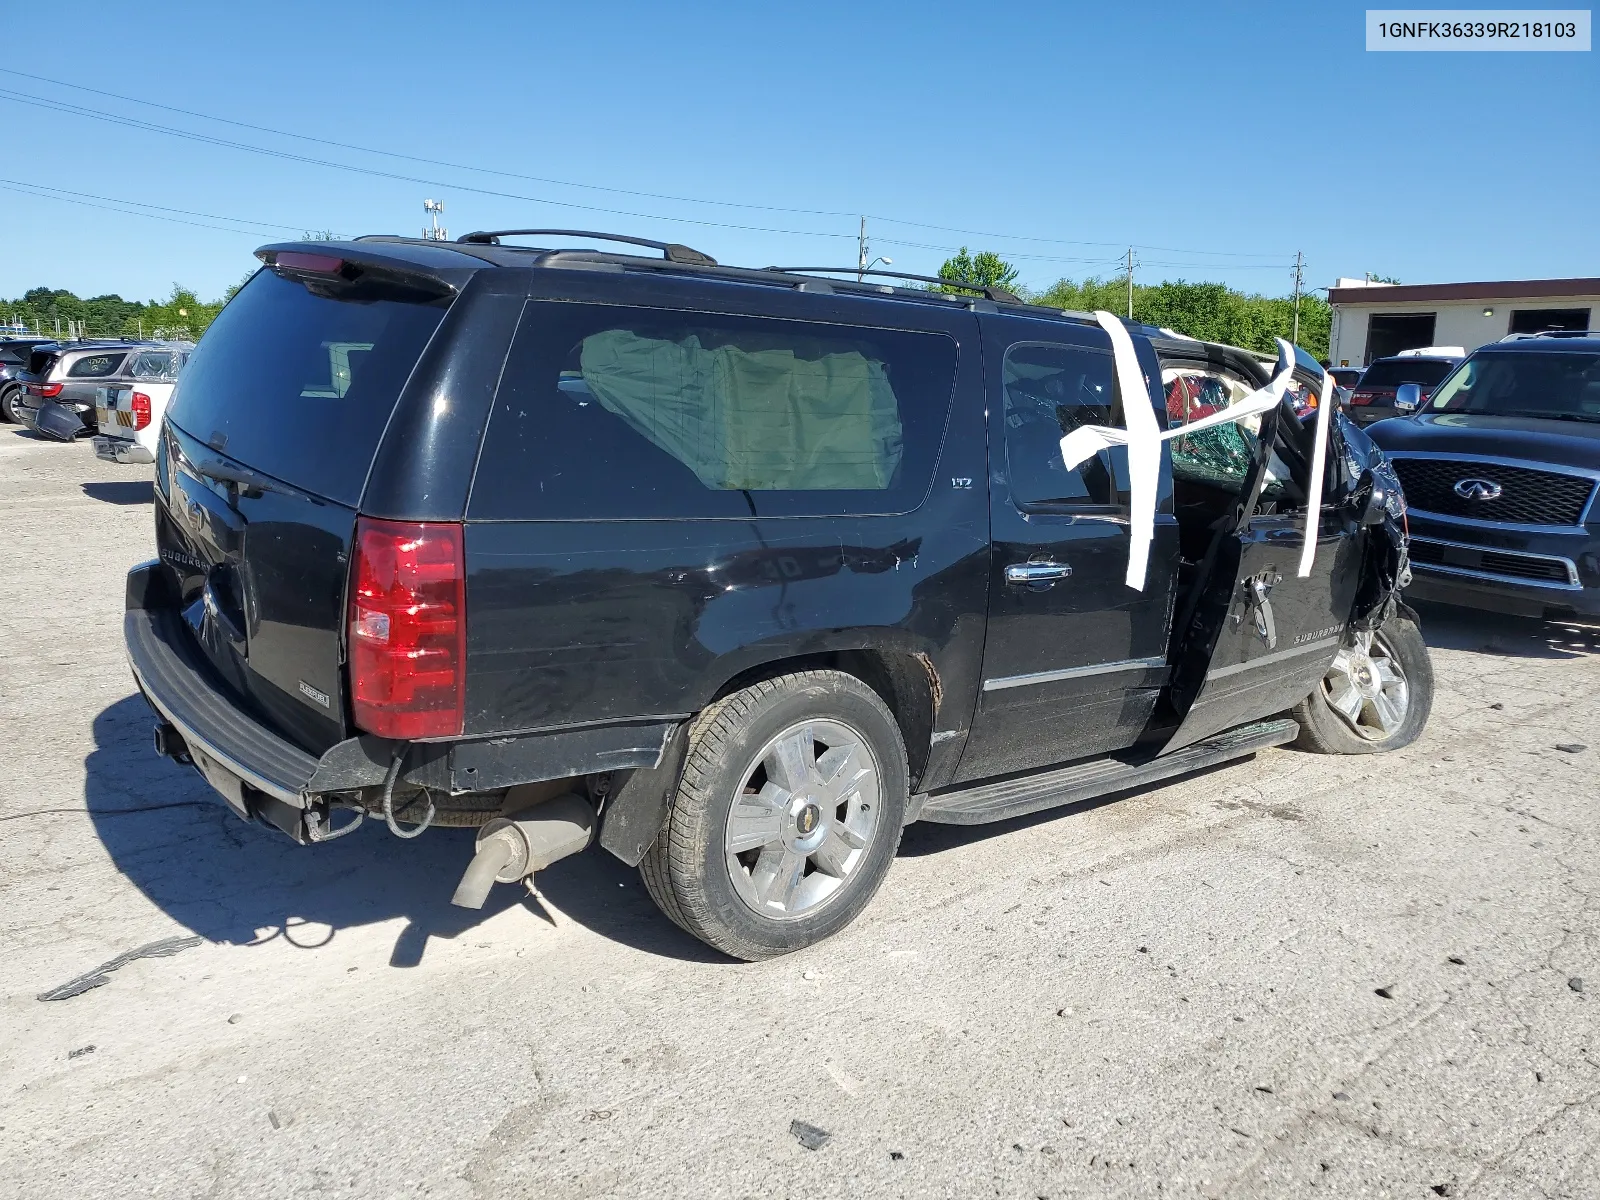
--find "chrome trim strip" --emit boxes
[1400,508,1591,537]
[982,655,1167,692]
[1408,535,1582,591]
[1206,636,1342,681]
[1386,451,1600,532]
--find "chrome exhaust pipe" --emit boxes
[450,792,594,910]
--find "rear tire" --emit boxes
[1292,610,1432,754]
[0,384,21,424]
[639,670,908,961]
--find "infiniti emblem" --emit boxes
[1453,477,1503,501]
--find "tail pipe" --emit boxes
[450,793,594,910]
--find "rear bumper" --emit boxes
[126,584,326,842]
[123,560,682,842]
[94,435,155,465]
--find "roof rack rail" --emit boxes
[765,265,1022,304]
[1497,329,1599,342]
[455,228,717,267]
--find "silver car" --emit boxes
[18,340,193,436]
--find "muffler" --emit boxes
[450,792,594,910]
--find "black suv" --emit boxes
[1369,332,1600,620]
[0,337,58,424]
[125,232,1429,960]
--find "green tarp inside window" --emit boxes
[578,328,904,491]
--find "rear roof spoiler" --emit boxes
[255,241,487,296]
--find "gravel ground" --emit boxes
[1,427,1597,1200]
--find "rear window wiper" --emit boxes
[192,456,306,499]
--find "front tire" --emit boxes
[1292,610,1432,754]
[640,670,908,961]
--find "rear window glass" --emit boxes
[469,302,957,519]
[166,270,448,505]
[128,350,183,381]
[67,352,126,378]
[1359,359,1455,388]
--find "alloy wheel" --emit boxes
[723,718,881,921]
[1322,630,1410,742]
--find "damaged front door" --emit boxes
[1161,361,1360,753]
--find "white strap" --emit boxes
[1297,369,1336,578]
[1061,316,1305,590]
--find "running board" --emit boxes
[915,718,1299,826]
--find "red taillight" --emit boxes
[347,518,466,740]
[36,382,63,398]
[130,391,152,431]
[1351,390,1378,405]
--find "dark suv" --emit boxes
[124,232,1429,960]
[1346,353,1462,426]
[0,337,58,424]
[1368,333,1600,619]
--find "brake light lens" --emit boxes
[1351,390,1378,405]
[35,382,63,398]
[348,518,466,740]
[130,391,152,431]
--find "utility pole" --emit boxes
[1291,250,1305,345]
[1125,247,1134,319]
[857,216,868,282]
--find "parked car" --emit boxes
[0,337,59,424]
[91,344,193,464]
[1346,349,1465,426]
[1329,366,1363,407]
[1369,331,1600,620]
[124,231,1428,961]
[16,341,164,438]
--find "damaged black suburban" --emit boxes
[124,231,1429,960]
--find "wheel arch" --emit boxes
[703,642,938,791]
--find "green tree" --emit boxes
[936,246,1020,293]
[1032,276,1331,359]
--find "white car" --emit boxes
[92,346,190,465]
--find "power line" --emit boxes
[0,74,1300,264]
[0,177,302,234]
[0,180,292,238]
[867,214,1295,259]
[0,66,859,221]
[0,88,855,242]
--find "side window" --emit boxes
[470,302,958,520]
[1000,340,1123,508]
[1164,368,1259,488]
[67,353,127,378]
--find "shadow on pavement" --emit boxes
[82,480,153,505]
[86,695,723,967]
[1410,599,1600,660]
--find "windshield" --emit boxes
[1429,351,1600,420]
[1360,359,1456,388]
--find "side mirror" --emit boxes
[1393,382,1422,413]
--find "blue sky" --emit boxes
[2,0,1596,303]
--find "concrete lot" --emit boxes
[1,426,1597,1200]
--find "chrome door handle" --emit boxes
[1005,561,1073,587]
